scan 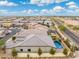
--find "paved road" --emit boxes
[1,28,21,41]
[54,20,79,45]
[64,29,79,44]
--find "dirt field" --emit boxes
[64,20,79,26]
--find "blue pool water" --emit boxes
[54,40,63,49]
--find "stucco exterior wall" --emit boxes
[6,46,53,54]
[16,46,52,53]
[6,48,12,55]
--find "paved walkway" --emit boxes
[17,53,65,57]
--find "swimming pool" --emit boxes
[54,40,63,49]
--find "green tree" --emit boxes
[63,48,68,56]
[0,40,5,47]
[12,48,17,57]
[38,48,42,56]
[50,48,56,55]
[58,25,66,31]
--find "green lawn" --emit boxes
[0,40,5,47]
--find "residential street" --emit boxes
[1,28,21,41]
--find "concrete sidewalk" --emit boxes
[17,53,65,57]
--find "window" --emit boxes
[28,49,31,52]
[20,49,23,52]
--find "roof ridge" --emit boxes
[36,35,53,47]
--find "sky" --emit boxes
[0,0,79,16]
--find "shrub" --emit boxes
[63,48,68,56]
[50,48,56,55]
[12,48,17,57]
[38,48,42,56]
[0,40,5,47]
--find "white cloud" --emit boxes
[30,0,54,4]
[66,1,76,6]
[30,0,54,6]
[40,9,49,14]
[55,0,68,3]
[21,9,39,14]
[39,9,54,15]
[66,1,78,9]
[0,10,18,15]
[69,5,77,9]
[21,10,27,13]
[67,10,74,13]
[16,9,53,15]
[27,9,34,14]
[30,0,68,5]
[28,0,69,6]
[53,6,65,12]
[0,0,18,6]
[0,10,8,13]
[18,9,52,15]
[75,8,79,12]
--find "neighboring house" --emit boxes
[44,20,52,26]
[0,30,5,38]
[6,26,55,54]
[2,21,12,28]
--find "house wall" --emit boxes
[44,21,52,26]
[16,46,52,53]
[6,48,12,55]
[6,46,53,54]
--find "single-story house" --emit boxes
[6,28,55,54]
